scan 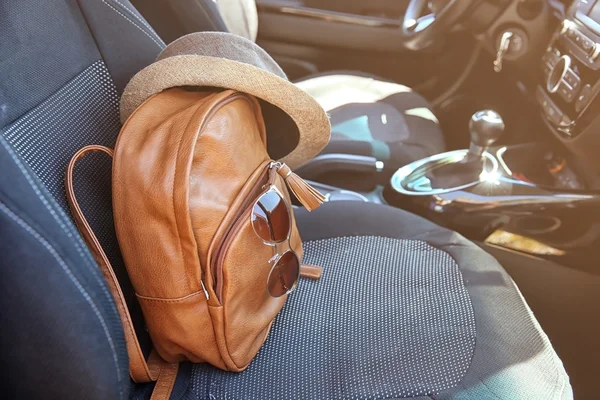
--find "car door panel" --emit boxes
[257,0,409,51]
[256,0,435,84]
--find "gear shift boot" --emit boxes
[427,158,486,188]
[390,110,504,195]
[397,152,496,194]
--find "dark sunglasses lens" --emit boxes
[268,251,300,297]
[252,190,290,243]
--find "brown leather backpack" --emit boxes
[65,88,324,398]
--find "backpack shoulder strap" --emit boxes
[65,145,177,397]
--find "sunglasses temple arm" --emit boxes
[300,264,323,280]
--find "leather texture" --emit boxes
[112,88,305,371]
[149,362,179,400]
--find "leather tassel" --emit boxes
[276,163,326,211]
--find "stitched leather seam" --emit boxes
[170,108,191,293]
[100,0,163,48]
[136,290,205,303]
[0,201,125,400]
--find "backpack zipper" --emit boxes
[211,162,276,303]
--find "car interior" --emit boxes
[1,0,600,399]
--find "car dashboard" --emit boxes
[536,0,600,175]
[540,2,600,135]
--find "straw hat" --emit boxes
[121,32,330,168]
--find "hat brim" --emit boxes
[121,55,330,168]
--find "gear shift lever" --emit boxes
[425,110,503,188]
[393,110,504,194]
[467,110,505,160]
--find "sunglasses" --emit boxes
[251,185,300,298]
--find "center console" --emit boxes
[313,1,600,272]
[539,2,600,134]
[384,107,600,273]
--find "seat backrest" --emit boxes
[132,0,258,43]
[0,0,165,398]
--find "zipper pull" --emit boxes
[267,162,280,187]
[200,280,209,300]
[275,162,326,211]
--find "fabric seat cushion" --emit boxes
[134,202,571,400]
[1,1,570,399]
[296,74,446,171]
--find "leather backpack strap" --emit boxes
[65,145,177,398]
[150,361,179,400]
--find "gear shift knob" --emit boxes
[468,110,505,158]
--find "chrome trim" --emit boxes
[257,3,401,28]
[547,55,571,93]
[294,153,379,178]
[590,42,600,61]
[390,150,499,196]
[560,79,574,91]
[496,146,513,176]
[324,190,369,202]
[404,13,435,33]
[560,19,574,35]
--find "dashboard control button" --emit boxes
[559,81,574,103]
[582,36,594,52]
[542,99,562,124]
[560,20,573,35]
[575,84,593,112]
[564,69,580,89]
[542,50,559,68]
[537,86,564,125]
[559,114,572,127]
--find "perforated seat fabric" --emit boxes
[128,203,571,400]
[292,203,573,400]
[189,236,477,399]
[0,1,571,399]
